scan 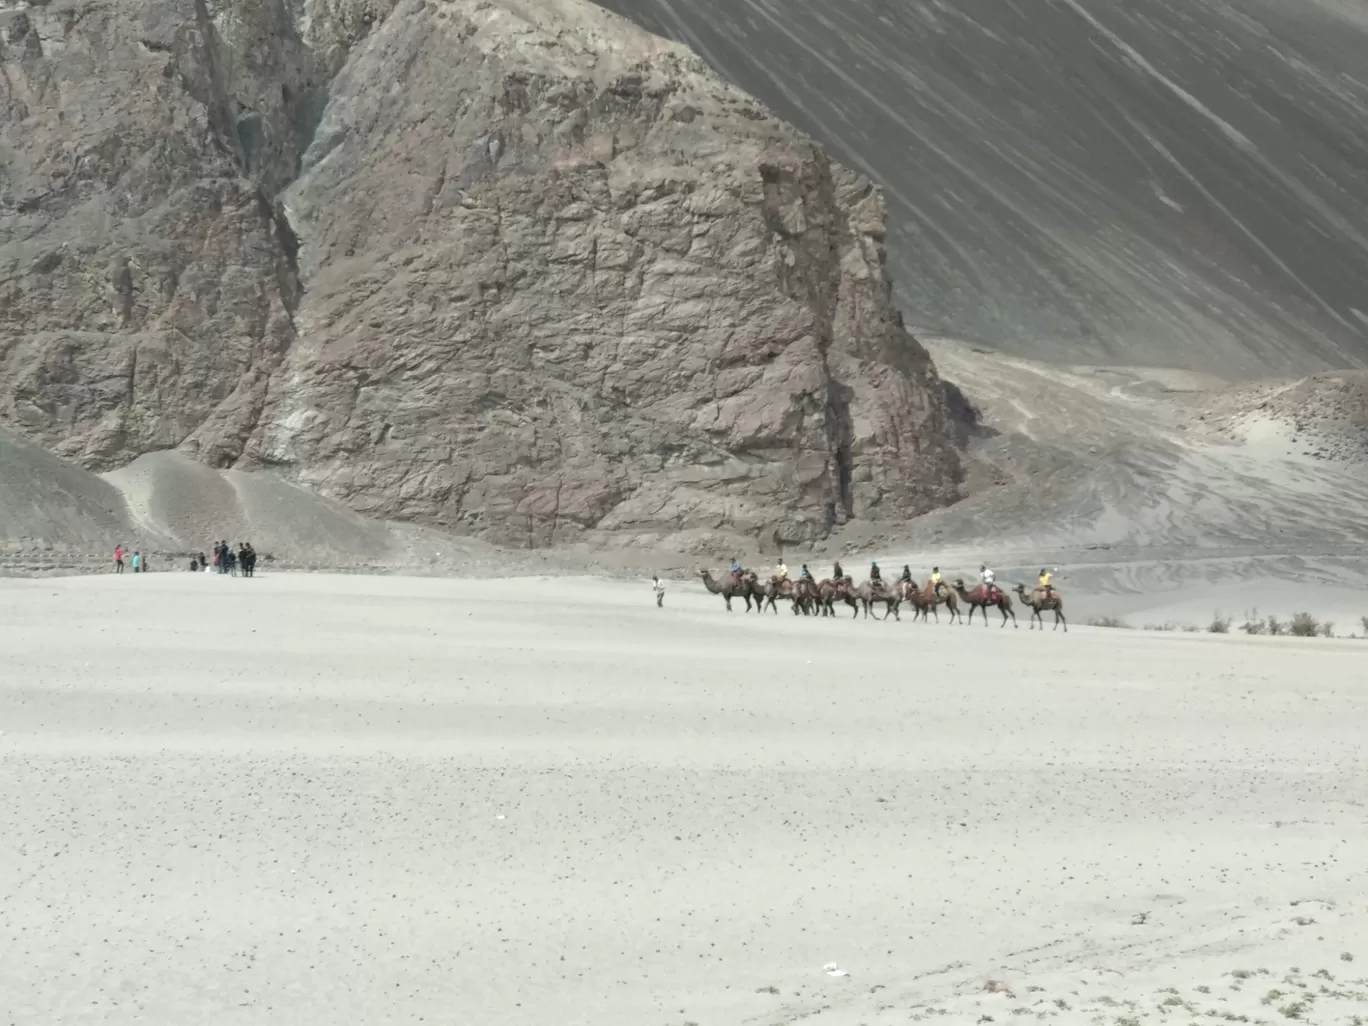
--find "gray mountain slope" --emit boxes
[591,0,1368,378]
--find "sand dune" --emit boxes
[0,440,591,575]
[101,451,461,569]
[0,426,166,572]
[2,573,1365,1025]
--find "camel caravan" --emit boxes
[698,562,1067,631]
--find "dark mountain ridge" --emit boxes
[592,0,1368,377]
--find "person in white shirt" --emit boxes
[652,574,666,607]
[980,564,996,599]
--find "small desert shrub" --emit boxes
[1209,613,1232,633]
[1089,616,1131,628]
[1289,612,1320,637]
[1361,616,1368,636]
[1242,617,1267,635]
[1319,620,1335,638]
[1144,622,1177,631]
[1182,624,1202,633]
[1267,615,1286,636]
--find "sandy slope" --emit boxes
[0,426,161,557]
[594,0,1368,376]
[2,573,1366,1025]
[824,338,1368,625]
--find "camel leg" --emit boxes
[1005,604,1017,628]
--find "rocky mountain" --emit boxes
[593,0,1368,377]
[0,0,964,551]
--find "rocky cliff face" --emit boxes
[1,0,964,549]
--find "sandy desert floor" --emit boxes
[2,572,1366,1025]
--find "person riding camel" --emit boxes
[980,564,996,602]
[799,564,812,579]
[1038,568,1054,600]
[870,561,883,592]
[775,559,788,583]
[833,560,844,581]
[900,565,913,584]
[730,556,744,586]
[930,566,944,597]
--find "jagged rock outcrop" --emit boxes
[2,0,965,549]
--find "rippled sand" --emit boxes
[3,573,1365,1025]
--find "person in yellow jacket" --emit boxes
[929,566,944,597]
[1038,568,1054,599]
[775,559,789,582]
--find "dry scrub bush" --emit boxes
[1289,612,1319,637]
[1208,614,1232,634]
[1088,616,1131,629]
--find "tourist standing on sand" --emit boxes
[652,574,666,607]
[114,544,124,574]
[131,550,142,573]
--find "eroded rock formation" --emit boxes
[1,0,964,548]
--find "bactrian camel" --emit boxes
[900,580,961,624]
[953,579,1018,628]
[1013,584,1066,631]
[698,570,764,613]
[852,580,901,620]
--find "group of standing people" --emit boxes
[189,541,257,577]
[112,544,146,574]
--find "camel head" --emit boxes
[953,578,965,589]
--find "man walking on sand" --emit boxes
[652,574,666,607]
[114,544,124,574]
[131,550,142,573]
